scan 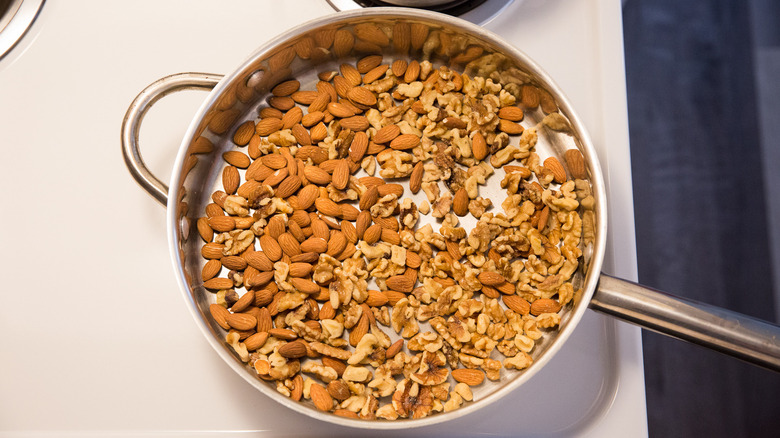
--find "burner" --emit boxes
[326,0,515,25]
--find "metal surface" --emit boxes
[0,0,43,61]
[326,0,512,24]
[591,274,780,372]
[121,73,221,206]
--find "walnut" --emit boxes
[375,403,399,420]
[391,298,419,338]
[312,254,340,284]
[392,379,434,419]
[377,149,414,178]
[221,230,254,256]
[504,351,533,370]
[536,312,561,328]
[342,365,373,383]
[370,194,398,218]
[408,332,444,353]
[431,195,452,218]
[421,181,440,203]
[348,333,379,365]
[368,365,397,397]
[411,351,449,386]
[418,200,431,215]
[301,361,338,383]
[309,342,352,361]
[398,198,419,229]
[480,358,501,381]
[223,195,250,216]
[226,331,249,362]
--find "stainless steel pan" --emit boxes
[121,8,780,429]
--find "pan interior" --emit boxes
[168,8,605,428]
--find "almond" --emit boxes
[263,168,288,187]
[201,259,221,281]
[244,332,268,351]
[311,218,330,240]
[346,86,377,107]
[288,262,313,278]
[564,149,587,179]
[315,197,342,217]
[226,312,256,331]
[341,220,358,244]
[359,185,379,211]
[208,215,235,232]
[290,277,320,294]
[472,131,488,161]
[357,54,383,74]
[265,215,286,239]
[391,59,408,78]
[503,295,531,315]
[327,380,351,402]
[197,217,213,242]
[404,59,421,82]
[373,124,400,144]
[327,101,356,118]
[291,252,318,264]
[497,281,515,295]
[339,115,369,131]
[209,304,231,330]
[276,175,301,198]
[301,110,324,127]
[268,328,298,340]
[244,251,273,272]
[537,205,550,232]
[231,121,255,147]
[332,29,354,57]
[451,368,485,386]
[297,145,328,164]
[278,340,307,359]
[498,106,524,122]
[530,298,562,316]
[255,289,275,309]
[355,210,372,239]
[221,255,248,271]
[296,184,319,210]
[543,157,567,183]
[331,160,350,190]
[365,290,388,307]
[222,151,250,169]
[477,271,506,286]
[259,235,282,261]
[349,313,369,348]
[333,74,353,98]
[291,123,311,146]
[389,133,419,150]
[261,154,287,170]
[363,64,388,84]
[349,131,369,163]
[452,187,469,216]
[308,92,331,113]
[340,63,362,86]
[521,84,540,108]
[292,90,319,105]
[310,383,333,412]
[363,224,382,244]
[326,231,348,257]
[354,23,389,47]
[278,232,302,257]
[377,183,403,198]
[203,277,232,290]
[409,161,424,194]
[405,251,422,269]
[201,242,224,259]
[303,165,331,185]
[381,227,401,245]
[443,116,467,129]
[230,290,254,313]
[255,117,284,136]
[382,290,407,306]
[499,118,524,135]
[386,274,414,293]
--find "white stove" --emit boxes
[0,0,647,436]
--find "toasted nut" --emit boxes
[279,340,308,358]
[451,368,485,386]
[477,271,506,286]
[530,298,562,316]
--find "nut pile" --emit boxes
[198,53,595,420]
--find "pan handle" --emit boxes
[591,274,780,372]
[121,73,223,206]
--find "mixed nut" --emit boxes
[197,47,595,420]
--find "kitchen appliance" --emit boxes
[0,0,647,436]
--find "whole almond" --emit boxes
[389,133,419,150]
[346,86,377,107]
[201,242,224,259]
[363,224,382,244]
[289,262,313,278]
[327,101,356,118]
[315,198,342,217]
[409,161,424,194]
[326,231,348,257]
[201,259,221,281]
[301,110,324,127]
[209,304,231,330]
[292,90,319,105]
[303,165,331,185]
[226,313,256,331]
[472,131,488,161]
[263,168,288,187]
[451,368,485,386]
[244,251,273,271]
[230,290,255,313]
[259,235,283,261]
[208,215,235,232]
[340,220,357,244]
[222,151,250,169]
[381,228,401,245]
[477,271,506,286]
[291,123,311,146]
[406,251,422,269]
[281,106,303,129]
[232,121,255,146]
[310,383,333,412]
[377,183,403,198]
[271,79,300,97]
[354,23,389,46]
[386,274,414,293]
[256,307,273,331]
[530,298,562,316]
[261,154,287,170]
[543,157,567,183]
[296,184,318,210]
[256,117,284,136]
[278,232,302,257]
[564,149,587,179]
[290,277,320,294]
[349,131,369,163]
[265,215,286,239]
[221,255,248,271]
[333,75,353,98]
[319,301,336,320]
[254,288,274,309]
[244,332,268,351]
[332,160,350,190]
[327,380,351,402]
[297,145,328,164]
[359,185,379,211]
[276,175,302,198]
[203,277,232,290]
[340,63,362,86]
[278,340,307,359]
[355,210,372,239]
[383,290,407,306]
[308,92,331,114]
[268,328,298,340]
[222,166,240,195]
[357,54,383,73]
[365,290,389,307]
[499,119,524,135]
[197,217,213,242]
[386,339,404,359]
[503,295,531,315]
[373,124,400,144]
[498,106,524,122]
[537,205,550,232]
[339,115,369,131]
[291,252,318,264]
[521,84,540,108]
[363,64,389,84]
[452,187,469,216]
[349,313,369,347]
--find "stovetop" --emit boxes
[0,0,646,436]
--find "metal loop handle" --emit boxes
[591,274,780,372]
[121,73,222,206]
